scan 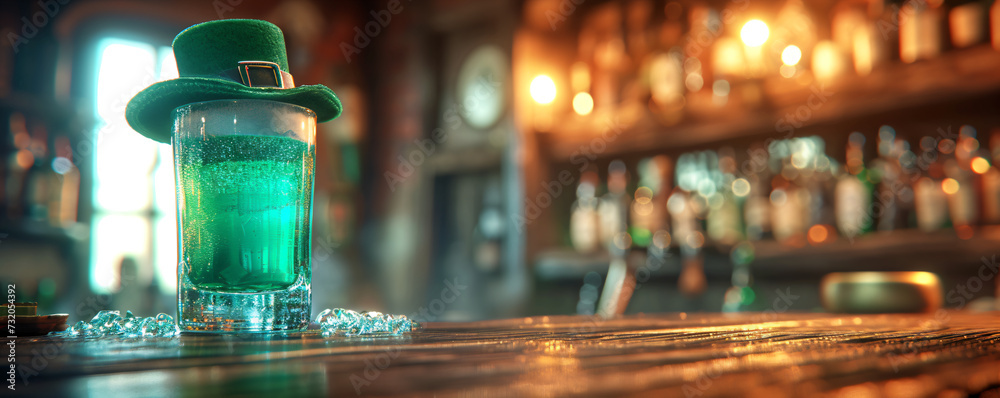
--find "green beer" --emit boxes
[176,134,314,293]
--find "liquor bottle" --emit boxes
[743,142,772,241]
[794,137,839,243]
[914,135,949,232]
[836,132,874,239]
[628,156,670,248]
[899,0,944,63]
[982,131,1000,224]
[23,123,59,222]
[51,136,79,225]
[770,139,809,243]
[598,160,630,247]
[833,0,870,74]
[949,0,987,48]
[993,0,1000,51]
[943,126,979,228]
[570,171,602,253]
[872,126,906,231]
[870,0,901,64]
[891,138,918,229]
[706,147,743,246]
[5,112,31,219]
[685,4,719,88]
[667,188,705,297]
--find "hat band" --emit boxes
[218,61,296,89]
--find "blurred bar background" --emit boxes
[1,0,999,322]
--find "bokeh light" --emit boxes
[572,92,593,115]
[15,149,33,169]
[971,157,990,174]
[942,178,960,195]
[530,75,556,104]
[808,225,829,245]
[740,20,769,47]
[781,45,802,66]
[732,178,751,197]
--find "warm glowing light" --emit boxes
[732,178,751,197]
[712,38,745,76]
[942,178,960,195]
[15,149,34,169]
[572,92,594,115]
[853,27,873,75]
[781,45,802,66]
[812,41,844,82]
[530,75,556,105]
[808,225,829,244]
[972,157,991,174]
[740,20,769,47]
[570,62,590,92]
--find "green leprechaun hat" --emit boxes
[126,19,342,143]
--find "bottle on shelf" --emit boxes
[899,0,944,63]
[570,171,602,253]
[24,122,60,223]
[914,135,950,232]
[982,130,1000,224]
[742,143,773,241]
[835,132,874,239]
[667,187,706,298]
[706,147,743,247]
[628,155,671,248]
[871,126,907,231]
[670,152,708,297]
[992,0,1000,51]
[770,139,809,244]
[5,112,32,219]
[942,125,979,230]
[598,160,630,248]
[891,138,918,230]
[949,0,987,48]
[51,136,79,226]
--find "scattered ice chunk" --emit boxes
[316,308,417,337]
[140,317,159,337]
[155,313,180,337]
[62,308,415,339]
[62,311,181,339]
[316,309,334,326]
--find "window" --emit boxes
[90,38,177,295]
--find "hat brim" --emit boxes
[126,77,342,143]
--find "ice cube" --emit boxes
[317,308,417,337]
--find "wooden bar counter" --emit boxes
[10,312,1000,397]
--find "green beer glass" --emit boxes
[174,99,315,332]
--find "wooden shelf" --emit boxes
[533,226,1000,282]
[536,45,1000,162]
